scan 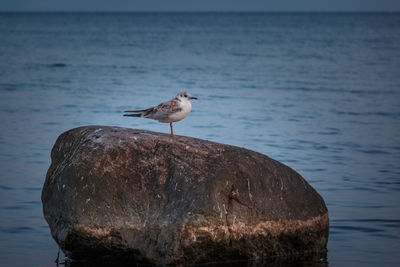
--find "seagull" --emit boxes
[123,91,197,137]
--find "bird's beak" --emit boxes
[190,96,198,100]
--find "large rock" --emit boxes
[42,126,329,265]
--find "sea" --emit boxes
[0,12,399,267]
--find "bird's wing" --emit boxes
[157,98,182,113]
[123,98,182,120]
[147,98,182,120]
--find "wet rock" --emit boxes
[42,126,329,265]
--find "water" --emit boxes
[1,12,400,266]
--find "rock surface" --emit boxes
[42,126,329,265]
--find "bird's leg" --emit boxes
[170,122,174,137]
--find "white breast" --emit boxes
[169,100,192,122]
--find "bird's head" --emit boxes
[177,91,197,101]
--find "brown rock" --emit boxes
[42,126,329,265]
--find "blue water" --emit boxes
[1,13,400,266]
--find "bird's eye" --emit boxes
[184,94,187,97]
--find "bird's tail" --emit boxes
[124,108,149,113]
[123,113,141,117]
[124,107,154,118]
[123,108,147,117]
